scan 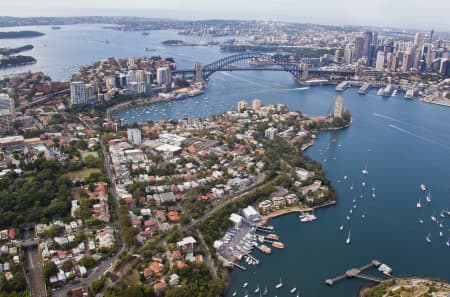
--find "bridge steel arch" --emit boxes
[201,52,303,79]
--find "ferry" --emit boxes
[272,241,285,249]
[336,81,350,92]
[358,82,371,94]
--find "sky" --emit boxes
[2,0,450,31]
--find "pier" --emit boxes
[231,262,247,271]
[256,225,274,233]
[325,260,387,286]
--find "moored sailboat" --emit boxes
[346,230,351,245]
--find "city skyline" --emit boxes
[1,0,450,32]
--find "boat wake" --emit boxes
[219,72,270,88]
[373,113,430,131]
[388,124,444,147]
[285,87,311,91]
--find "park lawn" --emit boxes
[81,151,99,160]
[66,167,102,179]
[123,269,141,286]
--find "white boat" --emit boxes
[361,214,365,219]
[352,199,356,203]
[346,230,351,245]
[343,175,347,180]
[350,184,354,190]
[431,211,437,222]
[232,292,237,296]
[419,219,424,224]
[372,186,376,191]
[353,205,357,209]
[440,210,446,218]
[362,165,369,175]
[426,191,432,202]
[447,239,450,247]
[262,285,268,296]
[275,277,283,289]
[244,290,249,297]
[339,225,344,231]
[255,284,260,294]
[425,233,431,243]
[346,216,350,220]
[416,197,422,208]
[243,282,248,288]
[421,184,426,191]
[362,182,366,187]
[439,231,443,237]
[372,193,376,198]
[349,209,353,214]
[290,287,297,293]
[439,220,443,228]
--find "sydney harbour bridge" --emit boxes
[171,52,356,81]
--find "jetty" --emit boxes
[256,225,274,233]
[231,262,247,271]
[325,260,388,286]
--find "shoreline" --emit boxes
[358,277,450,297]
[260,201,337,225]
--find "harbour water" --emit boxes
[1,25,449,297]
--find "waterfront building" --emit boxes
[127,128,142,145]
[334,96,344,118]
[265,127,278,140]
[242,206,261,223]
[440,59,450,77]
[70,81,87,105]
[252,98,261,110]
[237,100,248,112]
[126,71,137,85]
[375,51,385,71]
[156,67,171,86]
[135,70,146,83]
[0,94,15,135]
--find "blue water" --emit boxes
[1,25,449,297]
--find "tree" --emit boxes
[42,261,57,282]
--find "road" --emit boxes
[52,141,125,297]
[16,89,70,111]
[25,246,47,297]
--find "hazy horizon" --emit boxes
[2,0,450,32]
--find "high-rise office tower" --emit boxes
[414,32,423,48]
[252,99,261,110]
[156,67,171,86]
[344,45,353,64]
[237,100,248,112]
[334,96,344,118]
[362,31,373,58]
[354,37,365,61]
[375,51,385,71]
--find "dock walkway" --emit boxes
[325,260,386,286]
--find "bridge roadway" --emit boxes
[16,89,70,111]
[172,68,356,78]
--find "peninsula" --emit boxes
[0,44,33,55]
[0,30,44,39]
[360,278,450,297]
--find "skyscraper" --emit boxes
[414,32,423,48]
[70,82,87,105]
[375,51,385,71]
[334,96,344,118]
[156,67,171,86]
[344,45,353,64]
[252,99,261,110]
[127,128,142,145]
[353,37,364,61]
[237,100,248,112]
[362,31,373,58]
[0,94,15,135]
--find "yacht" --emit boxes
[343,175,347,180]
[421,184,426,191]
[440,210,446,218]
[262,285,268,296]
[426,191,432,202]
[431,211,437,222]
[425,233,431,243]
[275,277,283,289]
[362,165,369,175]
[339,225,344,231]
[419,219,424,224]
[416,197,422,208]
[446,239,450,247]
[232,292,237,296]
[349,209,353,214]
[350,184,354,190]
[439,231,443,237]
[362,214,366,219]
[290,287,297,293]
[255,284,260,294]
[243,282,248,288]
[362,182,366,187]
[244,290,249,297]
[439,220,443,228]
[346,230,351,245]
[346,216,350,220]
[372,193,376,198]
